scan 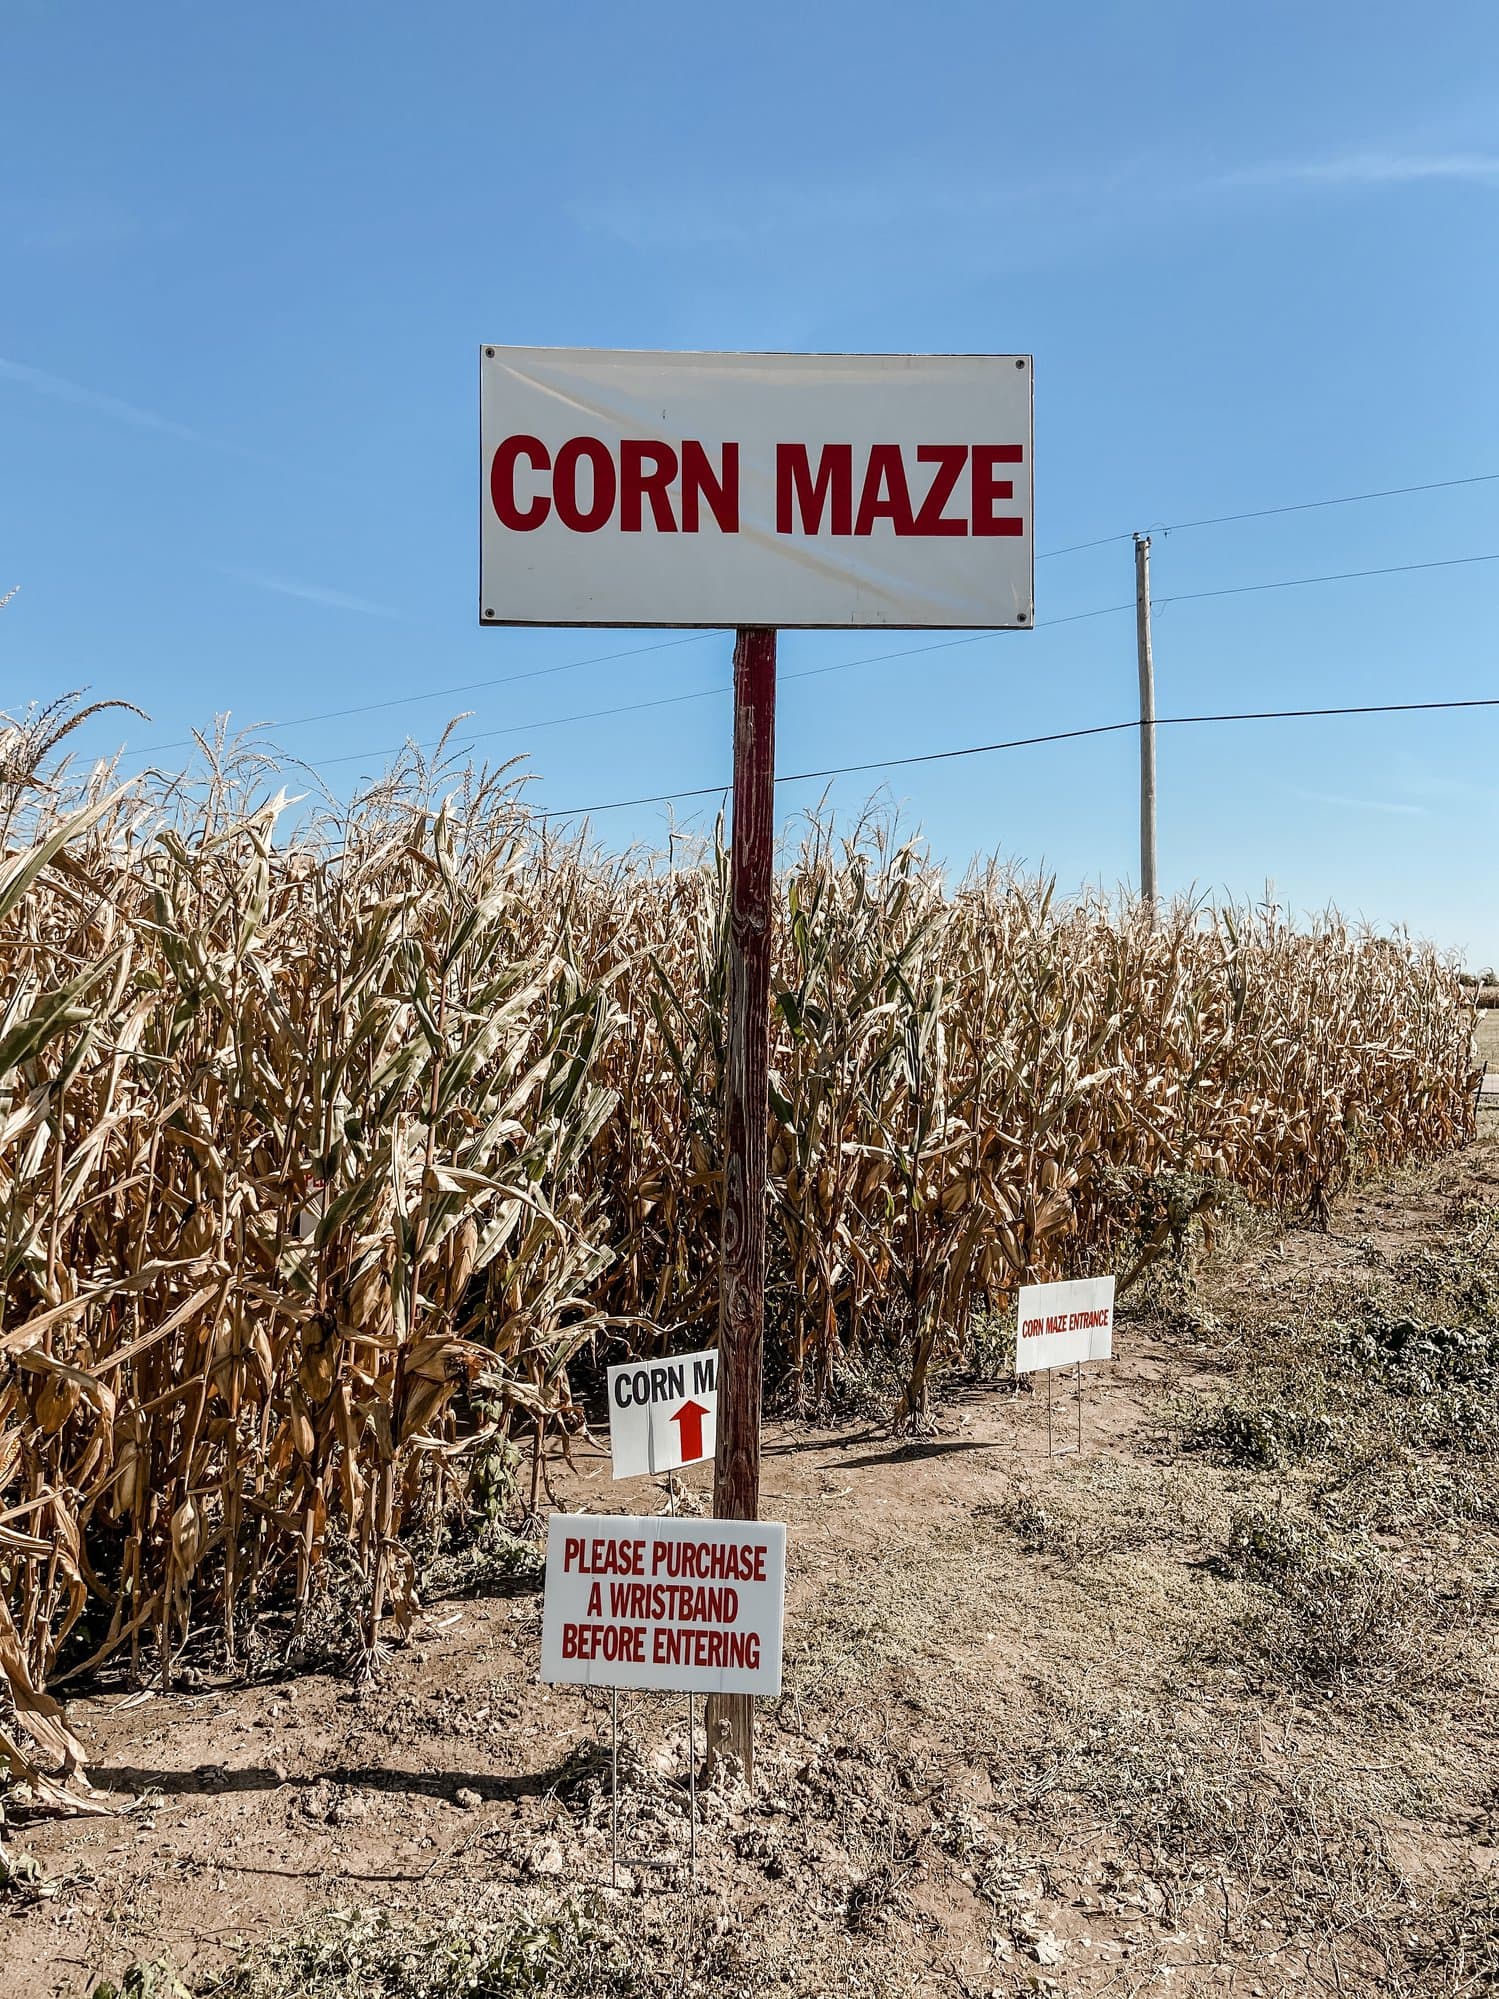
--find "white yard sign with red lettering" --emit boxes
[540,1515,787,1695]
[480,347,1033,629]
[1014,1275,1116,1376]
[607,1348,718,1481]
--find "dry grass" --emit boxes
[0,717,1479,1802]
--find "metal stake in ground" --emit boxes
[688,1691,697,1882]
[610,1688,620,1891]
[1046,1364,1055,1460]
[705,626,777,1789]
[1076,1359,1084,1454]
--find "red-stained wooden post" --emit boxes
[704,625,776,1786]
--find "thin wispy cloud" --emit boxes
[0,354,269,462]
[1,354,212,443]
[1,353,370,498]
[1389,765,1499,808]
[574,139,1499,253]
[1,195,179,255]
[571,172,1039,252]
[1288,787,1426,818]
[218,565,405,620]
[1217,150,1499,193]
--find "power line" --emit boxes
[126,629,729,759]
[1151,469,1499,541]
[1036,530,1134,559]
[313,609,1139,769]
[1039,468,1499,561]
[318,676,726,769]
[148,545,1499,779]
[129,605,1141,776]
[1157,548,1499,608]
[320,549,1499,772]
[116,471,1499,760]
[537,694,1499,820]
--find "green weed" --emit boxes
[200,1904,634,1999]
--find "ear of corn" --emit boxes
[0,742,1477,1780]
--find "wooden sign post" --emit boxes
[704,626,776,1785]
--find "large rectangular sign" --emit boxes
[480,346,1033,630]
[607,1347,717,1481]
[1014,1275,1116,1376]
[539,1514,787,1696]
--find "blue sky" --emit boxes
[3,0,1497,966]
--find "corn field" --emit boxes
[0,724,1477,1800]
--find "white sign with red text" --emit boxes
[539,1514,787,1695]
[480,346,1033,630]
[1014,1275,1116,1376]
[606,1348,718,1481]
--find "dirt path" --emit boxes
[6,1141,1498,1998]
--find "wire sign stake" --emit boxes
[687,1691,697,1881]
[610,1687,620,1890]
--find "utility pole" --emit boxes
[1134,534,1158,912]
[704,625,776,1786]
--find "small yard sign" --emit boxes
[1014,1275,1116,1377]
[539,1514,787,1696]
[606,1347,718,1481]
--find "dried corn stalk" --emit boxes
[0,732,1476,1794]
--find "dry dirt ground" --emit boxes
[4,1131,1498,1999]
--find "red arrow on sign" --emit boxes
[669,1399,710,1464]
